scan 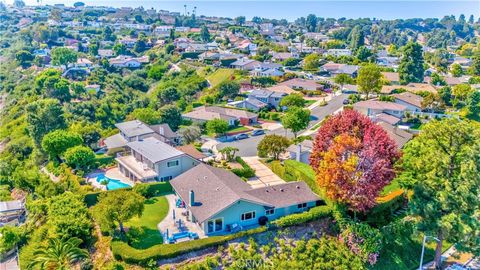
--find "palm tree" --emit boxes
[28,238,89,270]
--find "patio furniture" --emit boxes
[167,231,200,244]
[226,223,243,233]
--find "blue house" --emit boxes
[170,164,321,235]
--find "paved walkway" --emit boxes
[242,156,285,188]
[157,194,206,241]
[0,255,19,270]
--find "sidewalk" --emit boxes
[242,156,285,188]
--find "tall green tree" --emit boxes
[206,118,229,138]
[349,25,365,50]
[357,63,382,99]
[200,25,210,42]
[334,73,354,91]
[159,105,182,131]
[466,91,480,118]
[177,125,202,144]
[26,99,67,146]
[257,134,290,160]
[279,93,306,108]
[50,47,78,66]
[400,119,480,269]
[15,50,34,68]
[399,42,424,84]
[217,81,240,99]
[28,238,89,270]
[306,14,317,32]
[92,190,144,234]
[41,130,83,161]
[47,192,93,241]
[281,107,310,138]
[470,51,480,76]
[64,145,96,170]
[303,53,321,71]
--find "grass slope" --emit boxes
[125,196,169,249]
[206,68,235,87]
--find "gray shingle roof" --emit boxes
[244,181,320,208]
[115,120,154,138]
[170,164,320,223]
[127,137,184,163]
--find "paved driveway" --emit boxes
[242,156,285,188]
[217,94,348,157]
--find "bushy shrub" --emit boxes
[111,227,267,263]
[231,156,256,178]
[272,205,331,228]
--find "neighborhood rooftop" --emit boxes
[127,137,184,163]
[170,164,320,223]
[115,120,154,137]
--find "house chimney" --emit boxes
[189,190,195,206]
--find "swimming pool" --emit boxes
[96,174,131,190]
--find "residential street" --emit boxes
[216,93,348,157]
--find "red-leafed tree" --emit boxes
[310,110,400,212]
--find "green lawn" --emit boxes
[380,178,401,196]
[206,68,235,87]
[305,99,316,106]
[227,126,250,133]
[125,196,169,249]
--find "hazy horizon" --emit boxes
[6,0,480,21]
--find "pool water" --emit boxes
[96,174,131,190]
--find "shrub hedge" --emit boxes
[272,205,331,228]
[231,157,256,178]
[84,182,173,207]
[94,155,115,167]
[112,205,334,264]
[111,227,267,264]
[362,190,406,227]
[269,160,320,194]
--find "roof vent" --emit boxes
[215,187,220,191]
[265,190,269,193]
[204,176,208,180]
[280,188,284,192]
[296,185,300,189]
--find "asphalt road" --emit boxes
[216,94,348,157]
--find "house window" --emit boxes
[265,209,275,216]
[167,160,179,167]
[297,203,307,209]
[207,218,223,233]
[160,176,172,181]
[241,211,256,221]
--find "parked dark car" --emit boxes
[234,133,249,140]
[251,129,265,136]
[342,99,350,105]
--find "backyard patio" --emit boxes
[157,194,206,242]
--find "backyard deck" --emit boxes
[157,194,206,241]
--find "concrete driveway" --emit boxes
[242,156,285,188]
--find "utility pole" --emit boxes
[419,235,440,270]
